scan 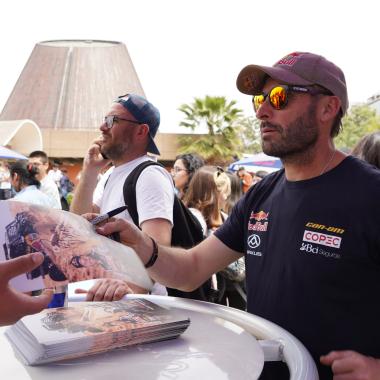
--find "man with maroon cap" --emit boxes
[91,54,380,379]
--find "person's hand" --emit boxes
[82,138,110,172]
[0,253,53,326]
[74,278,133,301]
[320,350,380,380]
[83,214,144,250]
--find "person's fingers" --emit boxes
[89,280,114,301]
[81,213,100,222]
[320,350,355,365]
[103,283,119,301]
[16,289,54,319]
[74,288,88,294]
[0,253,44,282]
[96,218,130,236]
[84,280,103,301]
[113,284,132,300]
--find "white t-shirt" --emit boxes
[48,168,63,184]
[93,155,174,226]
[13,185,53,207]
[40,176,62,209]
[189,208,208,237]
[93,156,174,297]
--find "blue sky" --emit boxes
[1,0,378,132]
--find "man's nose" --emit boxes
[255,98,273,121]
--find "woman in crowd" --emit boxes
[225,171,244,215]
[351,131,380,169]
[183,165,230,236]
[10,161,51,207]
[182,166,231,303]
[171,153,204,199]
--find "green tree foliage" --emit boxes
[335,104,380,150]
[238,116,262,154]
[178,96,244,164]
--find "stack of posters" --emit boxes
[5,299,190,365]
[0,200,152,291]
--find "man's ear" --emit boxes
[136,123,150,138]
[320,95,341,124]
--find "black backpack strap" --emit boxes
[122,160,164,228]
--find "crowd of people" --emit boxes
[1,51,380,380]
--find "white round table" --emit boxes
[1,288,319,379]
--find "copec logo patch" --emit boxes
[303,230,341,248]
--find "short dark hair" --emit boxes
[29,150,49,164]
[330,111,344,138]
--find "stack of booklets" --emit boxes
[5,299,190,365]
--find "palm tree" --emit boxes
[178,96,244,164]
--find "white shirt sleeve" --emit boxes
[93,167,114,207]
[135,166,175,226]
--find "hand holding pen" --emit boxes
[91,206,128,242]
[90,206,128,226]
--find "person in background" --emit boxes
[0,253,53,326]
[28,151,61,209]
[0,160,12,200]
[351,131,380,169]
[59,169,74,210]
[71,93,174,301]
[171,153,204,199]
[183,166,230,235]
[47,161,63,190]
[182,166,231,303]
[237,166,253,193]
[9,161,52,207]
[93,52,380,380]
[252,170,269,185]
[221,171,246,309]
[225,171,244,215]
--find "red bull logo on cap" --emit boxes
[276,52,302,66]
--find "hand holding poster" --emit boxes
[0,200,153,292]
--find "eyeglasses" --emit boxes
[104,115,141,129]
[216,166,225,176]
[171,166,188,175]
[252,85,331,112]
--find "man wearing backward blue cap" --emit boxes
[71,93,174,298]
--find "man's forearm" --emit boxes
[70,168,100,214]
[138,235,198,291]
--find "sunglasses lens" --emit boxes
[269,86,287,110]
[253,95,265,112]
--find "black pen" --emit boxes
[91,205,128,226]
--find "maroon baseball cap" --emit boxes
[236,52,348,114]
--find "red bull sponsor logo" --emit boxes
[248,222,268,231]
[303,230,341,249]
[276,52,302,66]
[250,210,269,222]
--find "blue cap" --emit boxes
[115,94,161,155]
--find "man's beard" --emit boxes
[101,138,129,161]
[261,102,319,162]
